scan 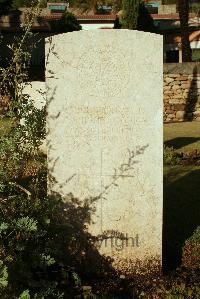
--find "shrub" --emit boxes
[164,146,200,166]
[50,10,82,33]
[163,146,182,166]
[182,226,200,270]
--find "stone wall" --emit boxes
[158,4,176,14]
[164,63,200,122]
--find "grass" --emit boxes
[0,117,16,136]
[164,121,200,152]
[163,165,200,270]
[163,122,200,269]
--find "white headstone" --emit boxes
[21,82,46,110]
[46,30,163,274]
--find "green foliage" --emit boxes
[120,0,156,32]
[18,290,30,299]
[182,226,200,270]
[192,49,200,62]
[163,146,182,166]
[137,1,156,33]
[0,261,8,289]
[0,6,85,297]
[189,2,200,13]
[113,16,121,29]
[121,0,140,29]
[0,0,13,15]
[50,10,82,32]
[164,146,200,166]
[12,0,47,9]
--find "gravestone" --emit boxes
[46,30,163,274]
[21,82,46,110]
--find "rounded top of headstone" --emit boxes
[45,29,163,44]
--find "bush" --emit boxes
[50,10,82,33]
[164,146,200,166]
[0,6,88,297]
[163,146,182,166]
[182,226,200,270]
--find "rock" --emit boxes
[193,111,200,117]
[166,109,174,114]
[168,74,180,78]
[172,80,181,85]
[181,83,191,89]
[174,104,186,110]
[179,75,189,81]
[175,89,183,95]
[164,90,173,95]
[173,94,183,99]
[163,86,171,91]
[165,77,174,84]
[176,111,185,120]
[172,85,181,90]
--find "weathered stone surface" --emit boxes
[164,62,200,75]
[176,111,185,119]
[46,30,163,274]
[173,94,183,100]
[170,80,181,85]
[164,90,173,95]
[174,104,186,110]
[181,83,191,89]
[163,86,171,91]
[166,110,174,114]
[179,76,189,81]
[21,82,46,109]
[164,77,174,84]
[176,89,183,94]
[172,85,180,90]
[167,74,180,78]
[167,114,174,119]
[193,111,200,117]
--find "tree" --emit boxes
[137,1,156,32]
[121,0,140,29]
[113,15,122,29]
[119,0,156,32]
[50,10,82,32]
[12,0,46,8]
[0,0,13,15]
[178,0,192,62]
